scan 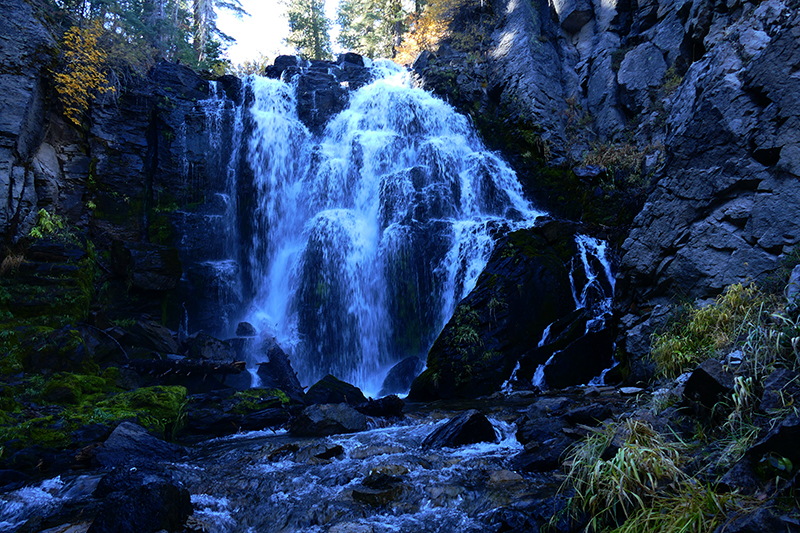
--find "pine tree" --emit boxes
[337,0,407,59]
[283,0,333,61]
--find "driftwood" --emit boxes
[129,358,246,379]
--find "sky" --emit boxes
[217,0,342,65]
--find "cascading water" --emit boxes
[242,62,543,393]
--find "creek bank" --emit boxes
[4,371,798,532]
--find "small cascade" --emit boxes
[570,234,616,331]
[527,234,617,390]
[241,63,543,392]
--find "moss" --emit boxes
[231,388,290,414]
[96,385,187,432]
[41,372,115,404]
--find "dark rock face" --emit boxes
[543,327,615,388]
[380,356,425,396]
[0,0,56,239]
[305,374,367,405]
[290,403,367,437]
[263,53,373,135]
[421,410,497,449]
[409,225,576,400]
[619,8,800,306]
[111,241,182,291]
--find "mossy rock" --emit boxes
[409,227,575,400]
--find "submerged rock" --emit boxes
[290,403,367,437]
[422,410,497,449]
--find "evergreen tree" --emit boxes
[337,0,407,58]
[283,0,332,60]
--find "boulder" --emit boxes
[421,410,497,449]
[355,395,405,418]
[123,320,180,354]
[379,356,424,396]
[89,468,191,533]
[410,228,575,400]
[264,54,301,79]
[290,403,367,437]
[760,368,800,412]
[512,436,572,472]
[682,359,735,409]
[111,240,182,291]
[95,422,187,468]
[747,414,800,471]
[183,332,237,361]
[256,339,305,403]
[235,321,257,337]
[305,374,367,406]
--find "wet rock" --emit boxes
[315,444,345,460]
[542,327,615,389]
[111,240,182,291]
[295,69,348,134]
[89,468,191,533]
[235,321,256,337]
[487,469,524,488]
[256,339,304,403]
[95,422,186,468]
[0,469,30,491]
[352,485,408,507]
[512,435,572,472]
[563,403,614,426]
[305,374,367,406]
[183,332,236,361]
[422,410,497,449]
[516,416,569,446]
[290,403,367,437]
[355,395,404,418]
[179,389,289,438]
[379,356,424,396]
[760,368,800,412]
[411,228,575,400]
[682,359,735,408]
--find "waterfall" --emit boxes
[240,63,544,393]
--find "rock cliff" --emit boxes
[412,0,800,378]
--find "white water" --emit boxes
[242,63,544,392]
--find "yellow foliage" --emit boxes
[54,22,115,127]
[395,0,485,65]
